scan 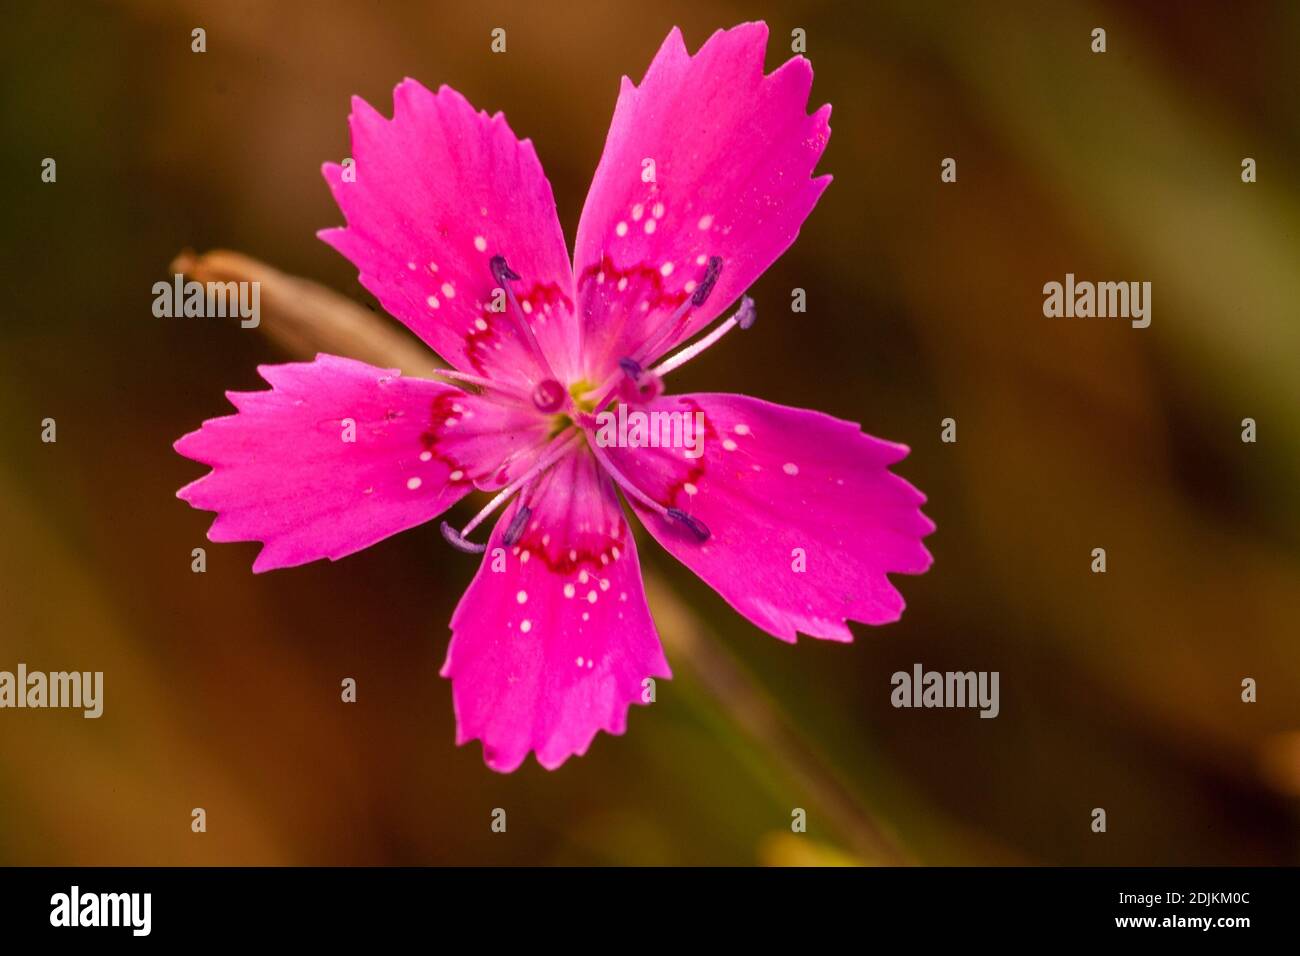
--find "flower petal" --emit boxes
[174,354,538,571]
[574,23,831,379]
[607,393,933,641]
[319,80,581,389]
[441,445,670,772]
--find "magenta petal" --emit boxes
[441,448,670,772]
[574,22,832,378]
[174,354,493,571]
[609,393,934,642]
[319,80,581,389]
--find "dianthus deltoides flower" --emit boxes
[175,22,934,771]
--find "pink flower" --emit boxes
[174,22,934,772]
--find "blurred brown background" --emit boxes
[2,0,1298,865]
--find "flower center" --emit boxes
[440,258,742,556]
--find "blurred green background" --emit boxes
[2,0,1298,865]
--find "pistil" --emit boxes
[440,429,582,554]
[650,295,756,378]
[489,255,565,393]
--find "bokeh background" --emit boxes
[2,0,1298,865]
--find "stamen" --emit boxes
[692,255,723,306]
[488,432,557,486]
[636,255,724,365]
[581,257,726,409]
[650,296,756,379]
[503,505,532,546]
[587,441,671,518]
[431,368,532,405]
[489,255,521,285]
[735,295,757,330]
[618,367,664,404]
[611,355,661,403]
[666,508,711,542]
[489,254,563,390]
[441,430,581,554]
[440,522,486,554]
[588,441,709,543]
